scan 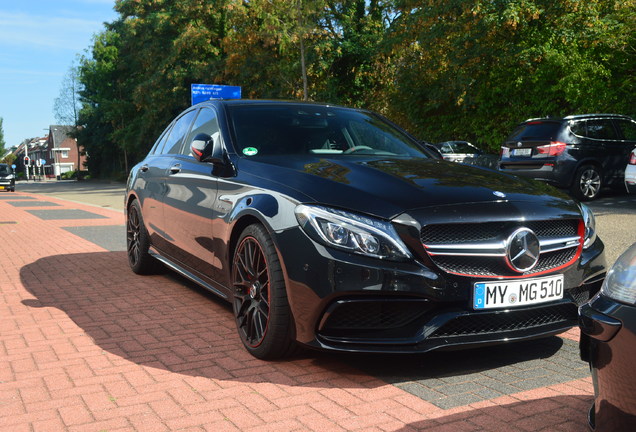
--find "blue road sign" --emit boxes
[191,84,241,105]
[11,164,16,169]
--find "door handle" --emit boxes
[140,164,149,172]
[169,164,181,174]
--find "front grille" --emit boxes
[421,220,578,245]
[421,223,505,244]
[526,220,578,237]
[431,247,577,277]
[429,303,577,338]
[421,219,580,277]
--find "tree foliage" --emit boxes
[0,117,6,151]
[76,0,636,177]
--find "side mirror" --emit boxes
[191,133,224,164]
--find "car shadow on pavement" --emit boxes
[20,251,575,391]
[393,394,593,431]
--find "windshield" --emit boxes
[0,165,12,176]
[228,105,430,158]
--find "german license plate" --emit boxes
[512,148,532,157]
[473,275,563,309]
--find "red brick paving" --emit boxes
[0,191,593,431]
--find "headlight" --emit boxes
[295,204,411,260]
[600,243,636,305]
[579,203,596,249]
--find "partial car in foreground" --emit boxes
[499,114,636,201]
[0,163,15,192]
[126,100,606,359]
[626,148,636,194]
[579,243,636,431]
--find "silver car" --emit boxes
[626,147,636,194]
[434,141,482,163]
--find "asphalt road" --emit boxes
[15,179,636,266]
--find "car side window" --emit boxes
[150,126,172,155]
[160,110,197,155]
[455,142,475,153]
[586,119,618,140]
[440,143,453,154]
[569,120,586,137]
[616,120,636,141]
[183,108,221,156]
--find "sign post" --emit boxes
[24,156,30,181]
[191,84,241,105]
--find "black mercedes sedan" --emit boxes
[126,100,606,359]
[579,243,636,431]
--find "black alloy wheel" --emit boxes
[126,199,160,274]
[232,224,296,359]
[571,165,602,201]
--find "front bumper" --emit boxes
[0,180,14,191]
[579,295,636,431]
[278,224,606,353]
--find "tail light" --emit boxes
[629,150,636,165]
[536,141,567,157]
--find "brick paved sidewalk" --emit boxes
[0,192,592,431]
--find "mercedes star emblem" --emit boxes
[505,228,540,273]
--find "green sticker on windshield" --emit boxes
[243,147,258,156]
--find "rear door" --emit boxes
[584,119,622,182]
[137,125,173,245]
[151,109,198,254]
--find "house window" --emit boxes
[61,151,69,158]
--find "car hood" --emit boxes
[240,155,575,219]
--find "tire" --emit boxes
[570,165,602,201]
[126,199,161,274]
[232,224,297,359]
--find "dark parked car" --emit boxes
[0,163,15,192]
[434,140,483,163]
[126,100,606,359]
[579,243,636,431]
[499,114,636,201]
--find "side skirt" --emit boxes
[149,248,229,300]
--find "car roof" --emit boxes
[196,99,353,110]
[522,114,633,123]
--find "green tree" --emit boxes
[2,153,16,165]
[0,117,6,151]
[386,0,636,149]
[78,0,228,177]
[75,0,636,176]
[54,62,84,178]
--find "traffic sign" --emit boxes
[191,84,241,105]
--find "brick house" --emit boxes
[12,126,87,179]
[46,125,87,178]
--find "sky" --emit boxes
[0,0,118,149]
